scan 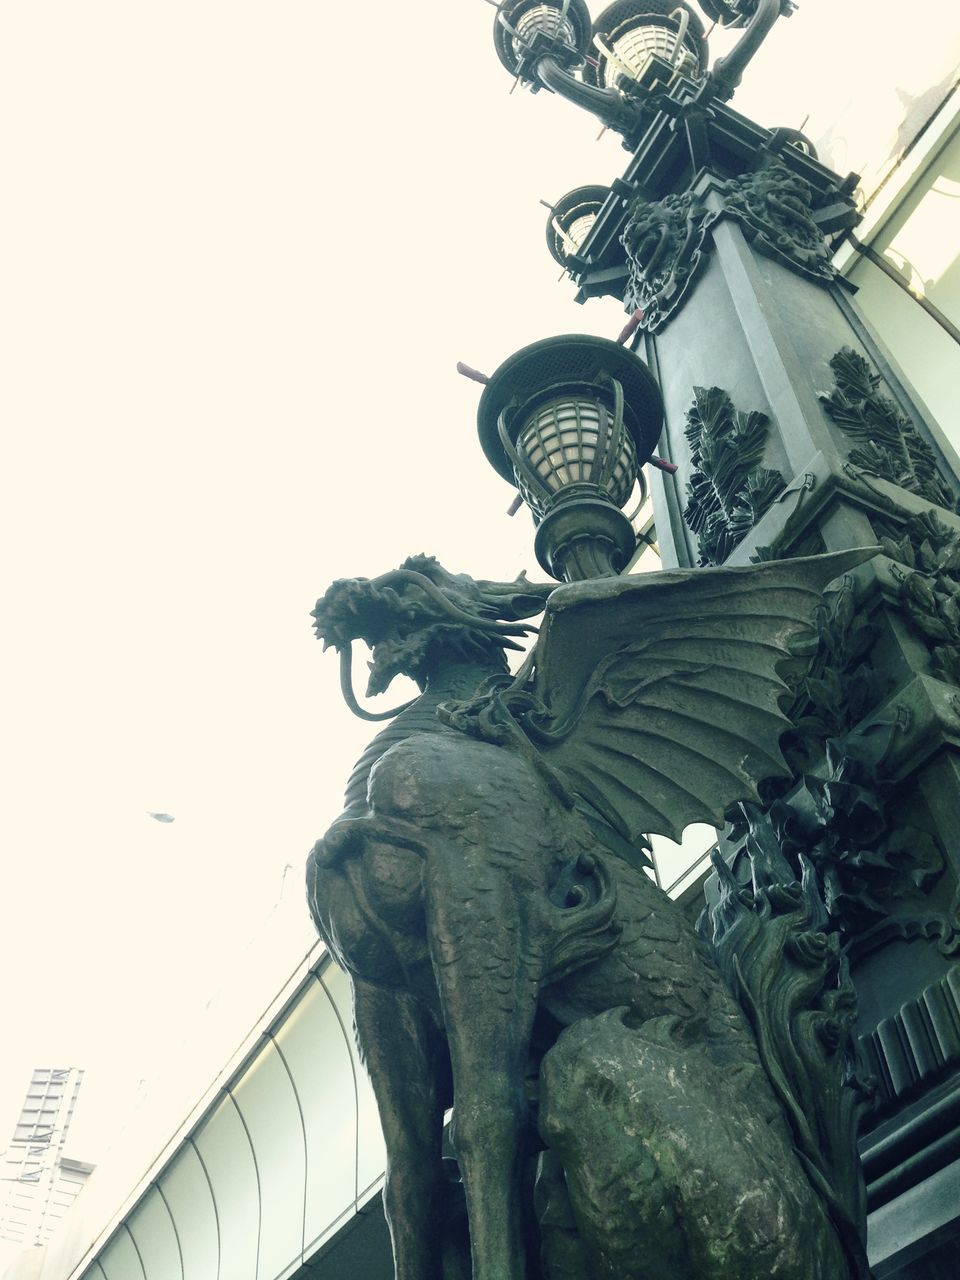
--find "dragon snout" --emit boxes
[312,577,379,649]
[311,576,422,651]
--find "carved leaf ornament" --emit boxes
[784,576,890,763]
[683,385,785,565]
[724,564,950,947]
[820,349,958,510]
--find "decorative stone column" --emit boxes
[567,82,960,1279]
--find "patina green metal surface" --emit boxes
[307,549,874,1280]
[301,1,960,1275]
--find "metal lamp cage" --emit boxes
[493,0,593,77]
[498,377,644,520]
[515,3,577,48]
[546,185,611,265]
[583,0,710,89]
[476,334,664,547]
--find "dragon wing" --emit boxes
[527,549,875,846]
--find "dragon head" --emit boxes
[312,554,553,708]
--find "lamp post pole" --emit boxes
[481,3,960,1274]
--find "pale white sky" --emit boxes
[1,1,957,1268]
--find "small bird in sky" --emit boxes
[148,812,175,823]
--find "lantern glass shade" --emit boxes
[513,394,639,517]
[513,3,578,54]
[583,2,709,89]
[597,21,698,84]
[546,186,609,266]
[565,212,597,251]
[494,0,593,80]
[476,333,664,497]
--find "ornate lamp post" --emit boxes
[305,7,960,1280]
[480,1,960,1276]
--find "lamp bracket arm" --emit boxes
[535,56,646,137]
[696,0,783,105]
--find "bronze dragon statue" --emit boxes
[306,549,874,1280]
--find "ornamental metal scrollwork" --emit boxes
[718,160,836,282]
[734,733,949,948]
[781,575,891,770]
[726,576,950,950]
[621,161,838,332]
[621,189,710,330]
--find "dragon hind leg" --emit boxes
[538,1007,852,1280]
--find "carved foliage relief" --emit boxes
[682,385,785,565]
[820,348,958,510]
[737,738,950,949]
[780,576,890,765]
[704,562,955,1233]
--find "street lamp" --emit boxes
[493,0,593,79]
[493,0,653,141]
[477,334,663,582]
[583,1,709,90]
[491,0,791,137]
[545,185,610,266]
